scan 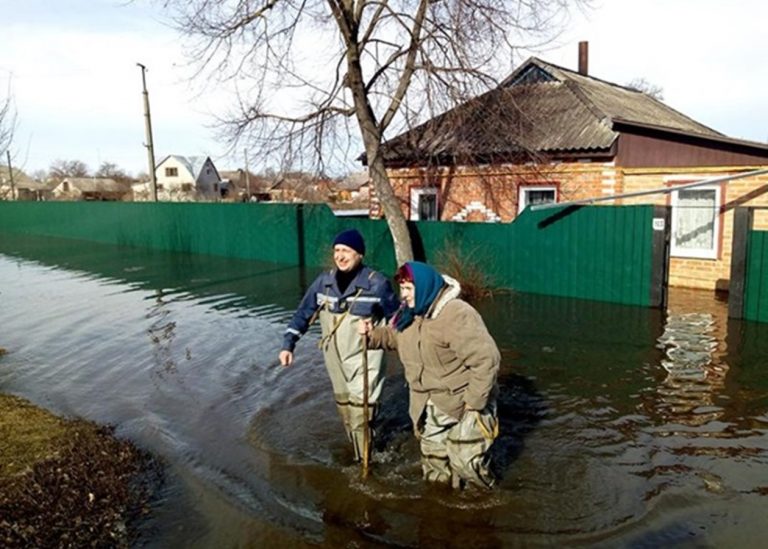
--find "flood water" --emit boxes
[1,234,767,547]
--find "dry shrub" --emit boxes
[435,243,495,304]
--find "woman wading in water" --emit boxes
[360,261,500,489]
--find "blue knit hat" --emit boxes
[332,229,365,255]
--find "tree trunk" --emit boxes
[345,47,414,266]
[367,145,413,266]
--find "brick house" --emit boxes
[372,54,768,292]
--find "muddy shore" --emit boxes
[0,393,162,547]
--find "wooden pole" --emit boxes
[244,149,251,200]
[361,333,370,478]
[137,63,158,202]
[6,150,15,200]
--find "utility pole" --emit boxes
[6,150,14,200]
[137,63,158,202]
[244,148,251,200]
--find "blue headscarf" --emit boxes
[394,261,446,332]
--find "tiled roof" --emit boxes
[379,57,732,163]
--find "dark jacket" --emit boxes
[282,265,399,352]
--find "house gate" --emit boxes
[729,207,768,322]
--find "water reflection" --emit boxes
[655,312,726,423]
[1,234,767,546]
[0,233,309,314]
[148,288,181,378]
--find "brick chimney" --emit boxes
[578,41,589,75]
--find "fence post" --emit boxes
[650,205,671,309]
[728,207,753,319]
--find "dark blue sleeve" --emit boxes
[281,276,323,352]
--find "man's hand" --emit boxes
[358,318,373,336]
[278,350,294,367]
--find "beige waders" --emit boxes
[419,399,498,489]
[319,309,384,462]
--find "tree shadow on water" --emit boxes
[490,373,546,482]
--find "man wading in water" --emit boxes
[278,229,399,463]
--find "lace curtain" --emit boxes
[675,189,716,250]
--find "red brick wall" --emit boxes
[381,162,617,222]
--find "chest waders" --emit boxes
[419,399,498,489]
[318,290,385,463]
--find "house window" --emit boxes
[518,186,556,213]
[671,186,720,259]
[410,187,438,220]
[181,183,192,192]
[165,167,178,177]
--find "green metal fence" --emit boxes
[729,208,768,323]
[744,231,768,322]
[0,201,667,307]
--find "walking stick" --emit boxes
[361,332,370,479]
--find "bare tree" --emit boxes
[0,77,19,200]
[96,161,133,184]
[626,77,664,101]
[30,169,48,182]
[159,0,581,263]
[48,159,90,181]
[0,78,15,156]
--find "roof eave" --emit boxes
[613,118,768,153]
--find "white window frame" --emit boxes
[410,187,439,221]
[670,185,721,260]
[518,185,557,214]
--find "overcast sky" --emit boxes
[1,0,766,177]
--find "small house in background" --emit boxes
[373,44,768,292]
[0,168,52,201]
[268,172,332,203]
[15,179,56,201]
[146,155,222,201]
[327,170,372,217]
[333,171,371,203]
[52,177,130,201]
[218,169,273,201]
